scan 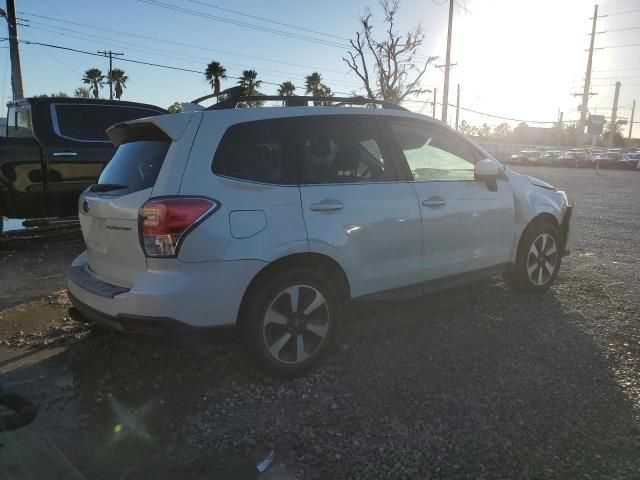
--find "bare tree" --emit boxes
[343,0,435,104]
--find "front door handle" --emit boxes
[52,151,78,157]
[310,199,343,211]
[422,196,447,208]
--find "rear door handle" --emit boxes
[52,151,78,157]
[310,199,343,211]
[422,196,447,208]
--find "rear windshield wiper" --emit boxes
[90,183,128,192]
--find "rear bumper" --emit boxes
[68,291,189,334]
[67,252,267,328]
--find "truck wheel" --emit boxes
[504,219,561,293]
[242,268,343,378]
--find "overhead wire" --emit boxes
[185,0,349,41]
[19,21,362,89]
[16,11,350,75]
[4,37,354,95]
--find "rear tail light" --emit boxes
[139,197,218,257]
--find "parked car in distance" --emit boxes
[630,153,640,169]
[617,152,640,169]
[594,154,637,169]
[509,150,543,165]
[0,97,166,234]
[67,95,574,377]
[557,151,581,167]
[541,150,563,165]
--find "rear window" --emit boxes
[53,104,161,142]
[97,141,170,194]
[212,119,296,185]
[6,106,34,138]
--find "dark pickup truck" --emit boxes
[0,97,166,234]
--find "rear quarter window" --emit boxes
[212,119,297,185]
[53,104,162,142]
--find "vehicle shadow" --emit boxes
[1,277,639,479]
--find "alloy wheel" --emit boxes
[527,233,558,286]
[262,284,330,365]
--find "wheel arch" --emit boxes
[237,252,351,326]
[515,212,560,259]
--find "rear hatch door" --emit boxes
[79,137,171,287]
[78,113,200,288]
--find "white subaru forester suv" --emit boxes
[67,96,573,377]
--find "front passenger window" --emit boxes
[391,122,475,181]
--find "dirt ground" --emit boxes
[1,167,639,479]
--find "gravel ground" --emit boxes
[1,166,639,479]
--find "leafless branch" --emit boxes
[343,0,433,104]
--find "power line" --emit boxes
[599,8,640,17]
[592,68,640,72]
[20,21,362,89]
[17,11,349,75]
[597,26,640,33]
[591,75,640,79]
[403,99,557,124]
[136,0,348,49]
[5,37,354,95]
[598,43,640,48]
[137,0,436,62]
[186,0,348,41]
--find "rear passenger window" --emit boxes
[213,119,296,184]
[53,104,162,142]
[298,118,392,184]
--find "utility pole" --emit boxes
[3,0,24,99]
[455,84,460,130]
[432,87,437,117]
[608,81,621,148]
[441,0,454,123]
[628,100,636,140]
[98,50,124,100]
[557,110,563,145]
[578,4,598,146]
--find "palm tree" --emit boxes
[277,81,296,96]
[205,61,227,96]
[82,68,105,99]
[237,69,262,96]
[305,72,323,96]
[305,72,332,105]
[108,68,128,100]
[74,87,91,98]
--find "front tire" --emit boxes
[504,220,561,293]
[242,268,342,378]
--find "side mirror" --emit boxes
[474,158,499,191]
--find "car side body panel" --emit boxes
[176,113,309,264]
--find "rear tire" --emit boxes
[241,268,343,378]
[504,219,561,293]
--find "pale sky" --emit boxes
[1,0,639,136]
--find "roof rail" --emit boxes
[205,94,408,111]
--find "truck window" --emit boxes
[52,104,162,142]
[7,106,34,138]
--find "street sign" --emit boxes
[588,115,606,135]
